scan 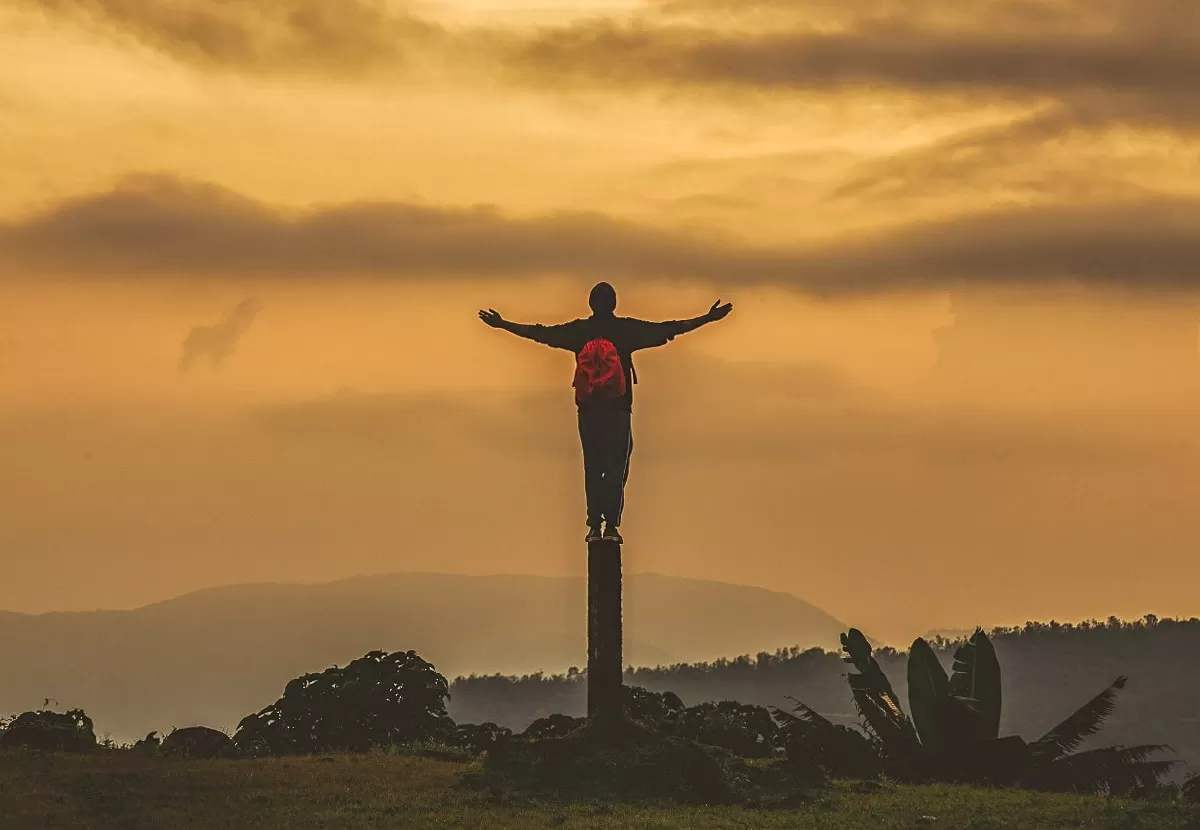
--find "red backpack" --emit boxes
[573,338,627,405]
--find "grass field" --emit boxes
[1,750,1196,830]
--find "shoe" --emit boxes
[601,525,623,544]
[586,525,603,543]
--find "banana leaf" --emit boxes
[840,629,919,756]
[948,629,1002,739]
[907,638,950,753]
[770,697,836,732]
[841,629,900,702]
[851,689,921,757]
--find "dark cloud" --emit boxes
[826,109,1081,202]
[0,175,744,282]
[509,0,1200,132]
[7,175,1200,295]
[181,298,263,372]
[23,0,1200,134]
[19,0,1200,146]
[515,22,1196,100]
[21,0,440,73]
[654,0,1200,40]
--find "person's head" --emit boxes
[589,282,617,317]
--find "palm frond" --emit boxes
[1025,744,1176,795]
[1182,772,1200,803]
[770,697,836,732]
[1030,676,1127,763]
[770,705,801,730]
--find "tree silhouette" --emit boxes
[234,650,453,756]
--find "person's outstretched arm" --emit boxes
[661,300,733,338]
[630,300,733,350]
[478,309,577,350]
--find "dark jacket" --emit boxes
[513,315,686,410]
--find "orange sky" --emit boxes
[3,0,1200,645]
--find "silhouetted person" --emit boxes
[479,283,732,543]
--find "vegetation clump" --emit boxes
[0,635,1188,809]
[233,650,454,756]
[1183,773,1200,803]
[772,699,883,780]
[0,708,96,753]
[473,687,825,806]
[161,726,237,759]
[452,721,513,754]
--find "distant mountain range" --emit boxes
[0,572,847,741]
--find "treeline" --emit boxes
[449,615,1200,773]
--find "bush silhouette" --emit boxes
[161,726,237,759]
[772,700,882,779]
[519,713,585,741]
[0,708,96,753]
[624,686,686,727]
[234,650,454,756]
[451,721,513,754]
[132,731,161,754]
[676,700,779,758]
[621,687,782,758]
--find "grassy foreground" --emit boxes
[1,750,1196,830]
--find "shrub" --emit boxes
[773,700,882,779]
[519,713,585,740]
[161,726,237,759]
[676,701,780,758]
[451,721,513,754]
[1182,773,1200,803]
[0,708,97,753]
[132,731,161,754]
[234,650,454,756]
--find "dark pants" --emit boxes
[578,406,633,528]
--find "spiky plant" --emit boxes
[1021,677,1175,795]
[781,628,1176,794]
[770,697,882,779]
[838,628,922,772]
[1182,772,1200,803]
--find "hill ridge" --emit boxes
[3,571,817,617]
[0,572,847,742]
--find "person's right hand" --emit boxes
[478,309,504,328]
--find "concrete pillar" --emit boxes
[586,539,623,722]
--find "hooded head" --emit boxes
[589,282,617,317]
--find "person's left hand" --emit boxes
[707,300,733,321]
[478,309,504,328]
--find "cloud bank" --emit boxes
[5,175,1200,296]
[20,0,440,74]
[22,0,1200,131]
